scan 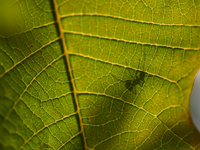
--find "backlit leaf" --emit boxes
[0,0,200,149]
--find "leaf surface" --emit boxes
[0,0,200,149]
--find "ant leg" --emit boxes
[132,86,136,95]
[138,73,152,87]
[139,81,144,87]
[111,73,126,82]
[125,60,135,79]
[133,59,142,78]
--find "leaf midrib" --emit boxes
[53,0,88,149]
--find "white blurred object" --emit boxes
[190,70,200,132]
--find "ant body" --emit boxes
[112,58,147,94]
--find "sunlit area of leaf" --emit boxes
[190,69,200,132]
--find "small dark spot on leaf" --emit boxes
[38,144,50,150]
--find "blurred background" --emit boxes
[190,70,200,132]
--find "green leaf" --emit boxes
[0,0,200,149]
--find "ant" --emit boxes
[111,57,147,94]
[37,144,50,150]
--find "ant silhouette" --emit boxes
[111,57,147,94]
[37,143,50,150]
